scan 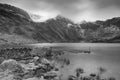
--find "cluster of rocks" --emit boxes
[0,47,63,80]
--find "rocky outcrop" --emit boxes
[80,17,120,42]
[0,47,63,80]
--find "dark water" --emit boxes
[31,43,120,80]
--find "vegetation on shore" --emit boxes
[0,44,117,80]
[0,46,57,80]
[68,67,116,80]
[0,45,72,80]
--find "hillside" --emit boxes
[0,3,37,44]
[0,3,120,43]
[0,3,83,43]
[33,16,83,42]
[80,18,120,42]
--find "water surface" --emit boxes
[31,43,120,80]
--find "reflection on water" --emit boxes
[31,43,120,80]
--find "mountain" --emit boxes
[1,3,120,43]
[32,16,83,42]
[95,17,120,42]
[80,17,120,42]
[96,17,120,27]
[0,3,83,43]
[0,3,38,44]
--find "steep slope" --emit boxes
[80,17,120,42]
[1,3,120,43]
[96,17,120,42]
[96,17,120,28]
[33,16,83,42]
[0,3,37,44]
[0,3,83,43]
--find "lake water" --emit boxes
[31,43,120,80]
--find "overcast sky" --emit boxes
[0,0,120,22]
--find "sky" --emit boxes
[0,0,120,22]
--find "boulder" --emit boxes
[0,59,24,73]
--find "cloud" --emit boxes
[0,0,81,13]
[0,0,60,22]
[0,0,86,22]
[1,0,120,22]
[0,0,52,11]
[91,0,120,9]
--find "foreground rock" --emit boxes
[0,47,64,80]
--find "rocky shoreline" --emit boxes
[0,45,65,80]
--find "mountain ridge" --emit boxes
[0,3,83,43]
[0,3,120,43]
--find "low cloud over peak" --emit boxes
[1,0,120,22]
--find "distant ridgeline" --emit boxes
[0,3,120,43]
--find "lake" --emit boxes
[31,43,120,80]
